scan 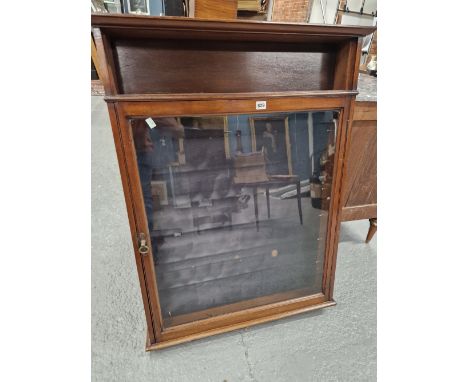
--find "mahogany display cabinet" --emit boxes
[91,14,375,350]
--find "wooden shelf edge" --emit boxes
[145,300,336,351]
[105,90,359,102]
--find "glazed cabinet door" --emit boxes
[122,107,341,336]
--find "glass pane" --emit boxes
[130,110,338,326]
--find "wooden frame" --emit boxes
[249,116,293,175]
[114,97,346,349]
[92,14,375,350]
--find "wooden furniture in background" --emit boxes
[233,152,269,184]
[238,0,261,12]
[341,74,377,242]
[366,218,377,243]
[92,14,375,350]
[91,34,106,95]
[237,0,268,21]
[192,0,237,19]
[91,35,102,80]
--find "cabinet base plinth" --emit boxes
[145,300,336,351]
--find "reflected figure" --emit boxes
[129,0,148,14]
[262,122,277,160]
[252,118,289,175]
[132,117,183,262]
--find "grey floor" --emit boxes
[92,96,377,382]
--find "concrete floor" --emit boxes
[92,96,377,382]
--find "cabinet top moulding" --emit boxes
[91,14,375,38]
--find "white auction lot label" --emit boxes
[256,101,267,110]
[145,117,156,129]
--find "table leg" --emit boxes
[365,218,377,243]
[266,186,270,219]
[296,181,303,225]
[253,186,259,231]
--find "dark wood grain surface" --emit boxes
[342,74,377,223]
[114,39,335,94]
[342,98,377,222]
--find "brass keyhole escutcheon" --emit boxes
[138,233,149,256]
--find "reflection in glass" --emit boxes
[131,111,338,325]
